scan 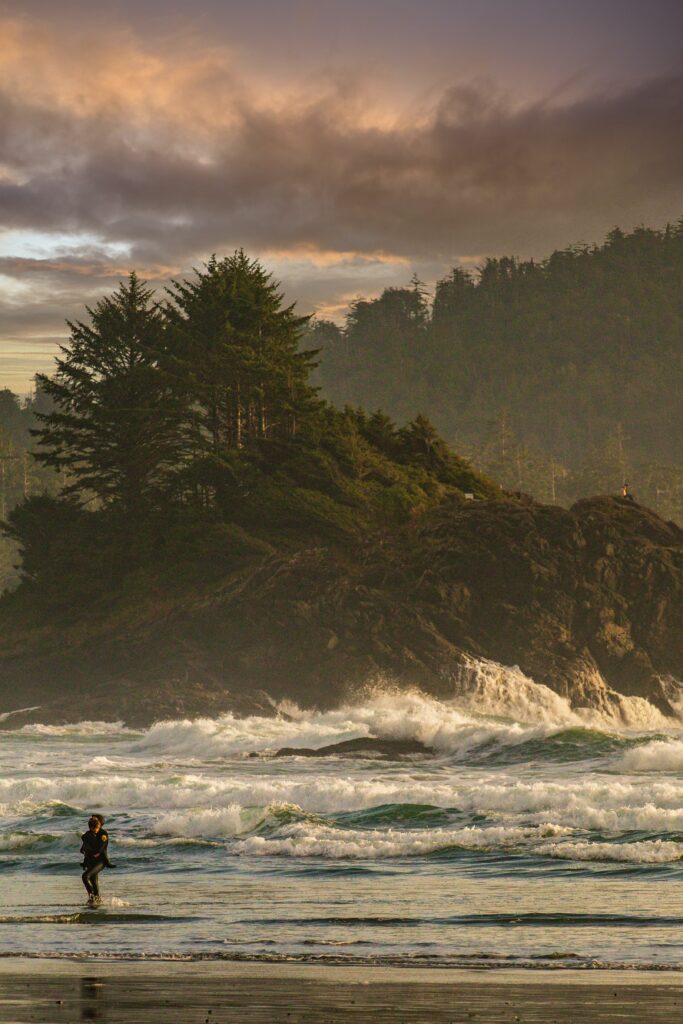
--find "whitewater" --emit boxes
[2,659,683,970]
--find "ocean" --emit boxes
[2,659,683,971]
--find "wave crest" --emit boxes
[619,739,683,772]
[126,659,676,763]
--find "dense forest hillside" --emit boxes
[0,252,680,726]
[0,387,57,590]
[312,223,683,521]
[0,255,494,613]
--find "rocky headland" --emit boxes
[0,494,680,728]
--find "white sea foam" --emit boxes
[538,839,683,864]
[3,666,683,984]
[4,659,673,758]
[618,740,683,772]
[153,805,273,839]
[116,836,222,848]
[3,662,683,874]
[234,821,571,859]
[3,664,683,968]
[6,768,683,837]
[126,660,674,764]
[90,756,130,768]
[455,658,672,730]
[16,720,130,737]
[0,831,56,851]
[0,706,41,723]
[453,660,586,725]
[143,778,683,838]
[128,688,574,762]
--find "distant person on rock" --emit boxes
[621,482,635,502]
[81,814,114,904]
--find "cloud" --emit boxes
[1,12,682,387]
[2,15,683,258]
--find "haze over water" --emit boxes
[1,661,683,969]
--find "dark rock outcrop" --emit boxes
[0,496,680,726]
[274,737,431,758]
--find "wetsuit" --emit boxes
[81,828,110,899]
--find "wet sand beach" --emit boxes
[0,962,681,1023]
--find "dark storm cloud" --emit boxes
[1,5,683,388]
[1,63,683,267]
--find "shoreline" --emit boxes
[3,958,683,982]
[1,960,682,1023]
[2,953,683,972]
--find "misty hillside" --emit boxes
[0,256,495,616]
[312,222,683,522]
[0,252,681,728]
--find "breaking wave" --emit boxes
[0,832,58,852]
[127,660,676,764]
[537,839,683,864]
[618,739,683,772]
[233,821,572,859]
[3,660,683,968]
[5,772,683,835]
[14,721,130,737]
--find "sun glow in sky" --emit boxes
[0,232,131,261]
[1,0,682,390]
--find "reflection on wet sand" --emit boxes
[81,977,104,1021]
[0,967,681,1023]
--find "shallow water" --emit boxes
[2,660,683,969]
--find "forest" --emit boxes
[0,253,493,611]
[312,222,683,521]
[1,223,681,602]
[0,388,56,591]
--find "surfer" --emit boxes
[81,814,113,904]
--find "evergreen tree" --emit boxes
[32,274,186,515]
[0,390,26,444]
[314,221,683,520]
[399,414,451,472]
[307,319,348,401]
[360,410,401,459]
[164,252,318,456]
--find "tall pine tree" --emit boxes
[164,252,318,456]
[33,274,186,515]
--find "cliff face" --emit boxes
[402,496,682,714]
[0,496,681,727]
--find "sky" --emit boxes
[1,0,683,391]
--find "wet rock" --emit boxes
[274,737,431,758]
[0,496,680,726]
